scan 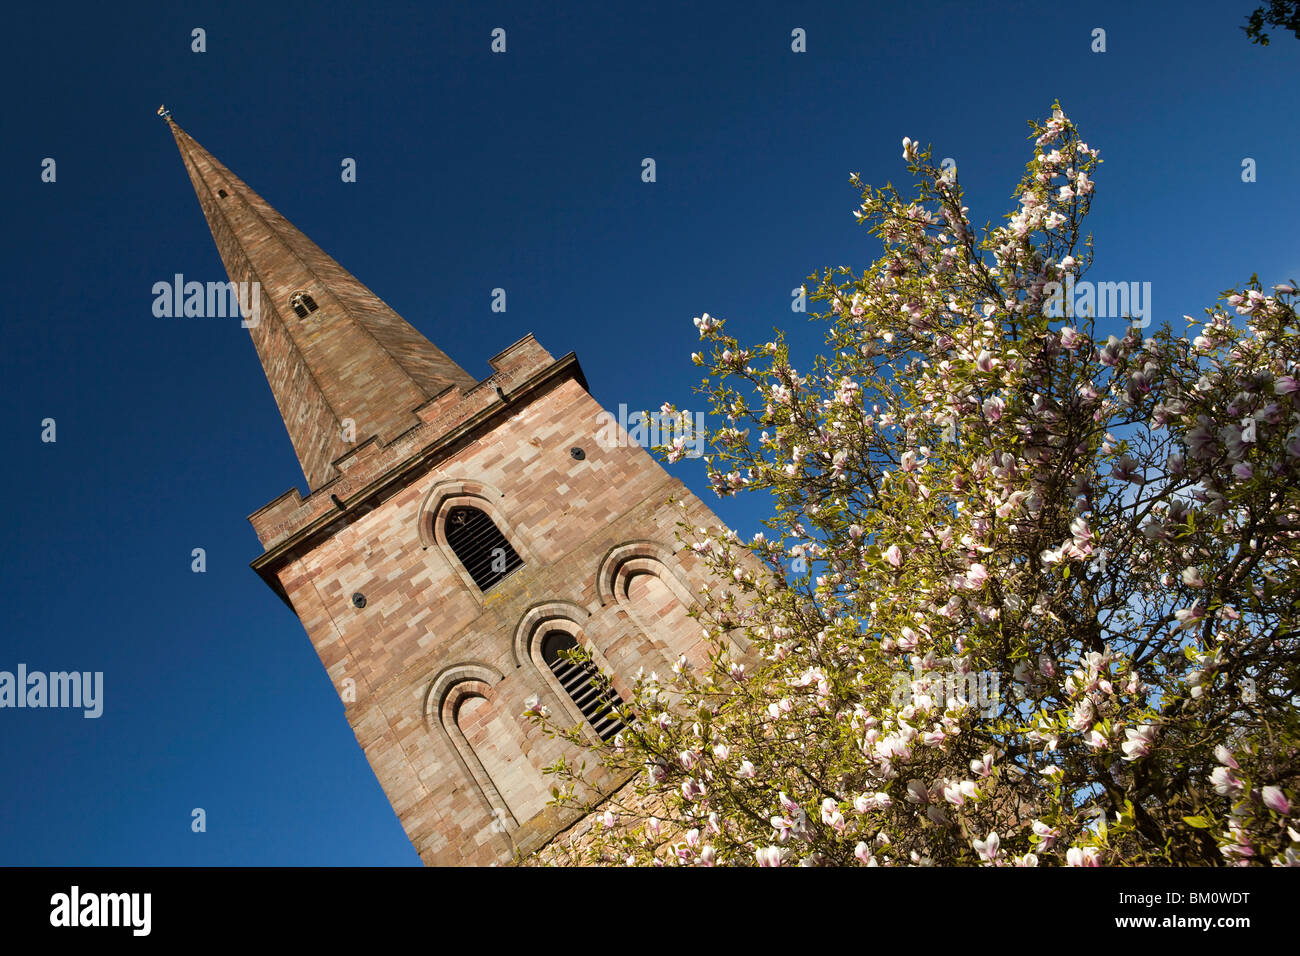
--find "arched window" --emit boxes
[540,631,626,741]
[289,291,318,318]
[445,505,523,591]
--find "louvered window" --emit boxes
[445,506,523,591]
[541,632,626,741]
[290,292,318,318]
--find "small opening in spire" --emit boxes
[217,189,228,198]
[289,292,318,318]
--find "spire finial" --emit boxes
[156,104,172,121]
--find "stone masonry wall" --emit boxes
[271,371,731,865]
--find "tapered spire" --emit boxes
[164,112,477,491]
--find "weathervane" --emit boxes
[157,104,171,120]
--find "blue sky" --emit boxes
[1,0,1295,865]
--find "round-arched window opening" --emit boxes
[539,631,625,741]
[444,505,523,591]
[540,631,577,666]
[289,291,318,318]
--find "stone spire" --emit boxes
[164,111,477,491]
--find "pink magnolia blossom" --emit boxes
[1215,745,1239,770]
[755,845,783,867]
[1121,724,1156,761]
[1262,786,1291,815]
[1066,846,1101,867]
[821,798,846,832]
[972,831,1000,862]
[1211,766,1243,797]
[1032,820,1060,850]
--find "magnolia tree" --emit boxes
[529,105,1300,866]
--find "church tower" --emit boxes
[165,113,734,864]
